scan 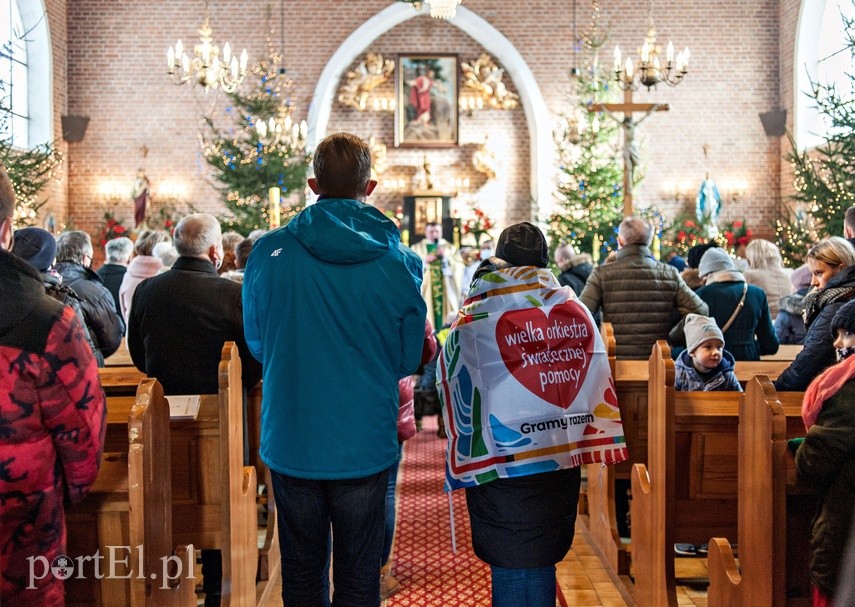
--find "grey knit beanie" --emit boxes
[684,314,725,354]
[698,248,735,278]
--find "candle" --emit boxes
[268,186,281,229]
[652,234,661,260]
[592,234,600,265]
[401,229,410,246]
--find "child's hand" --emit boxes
[787,437,805,455]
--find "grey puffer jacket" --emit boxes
[579,244,708,359]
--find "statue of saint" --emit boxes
[131,169,151,228]
[695,172,722,227]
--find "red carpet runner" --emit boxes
[386,415,492,606]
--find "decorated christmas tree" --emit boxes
[200,39,310,234]
[547,6,624,262]
[777,14,855,266]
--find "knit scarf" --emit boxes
[802,353,855,429]
[802,285,855,327]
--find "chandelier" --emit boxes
[611,0,689,90]
[401,0,463,20]
[256,110,308,150]
[166,1,248,93]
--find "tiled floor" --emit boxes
[256,522,711,607]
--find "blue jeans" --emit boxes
[271,469,389,607]
[382,445,403,565]
[490,565,556,607]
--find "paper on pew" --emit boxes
[165,395,201,420]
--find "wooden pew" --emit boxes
[707,377,814,606]
[104,337,134,367]
[102,348,272,604]
[168,342,258,606]
[99,365,146,396]
[585,325,795,577]
[630,340,743,605]
[66,378,197,606]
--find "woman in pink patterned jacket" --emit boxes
[0,224,106,602]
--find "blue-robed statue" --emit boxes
[695,172,722,232]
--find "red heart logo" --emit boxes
[495,304,595,409]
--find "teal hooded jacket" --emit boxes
[243,198,427,479]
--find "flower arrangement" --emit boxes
[665,212,710,256]
[97,210,128,246]
[719,219,753,253]
[148,203,181,234]
[461,207,494,246]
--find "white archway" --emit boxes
[307,2,555,221]
[15,0,52,146]
[794,0,854,151]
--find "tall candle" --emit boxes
[652,234,661,260]
[268,186,281,229]
[592,234,600,265]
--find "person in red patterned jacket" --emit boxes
[0,163,106,606]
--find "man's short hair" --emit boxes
[56,230,93,264]
[174,213,222,256]
[235,238,254,269]
[845,206,855,234]
[618,216,653,247]
[312,133,372,199]
[105,236,133,262]
[0,164,14,222]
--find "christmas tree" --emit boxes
[777,14,855,266]
[548,2,624,262]
[1,41,63,226]
[200,40,310,235]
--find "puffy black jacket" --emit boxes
[579,244,708,358]
[54,261,124,365]
[775,266,855,392]
[557,256,593,296]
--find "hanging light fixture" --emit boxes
[166,0,248,93]
[611,0,689,90]
[255,0,307,150]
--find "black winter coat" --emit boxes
[775,266,855,392]
[54,261,124,365]
[465,467,581,568]
[557,261,593,296]
[96,262,126,317]
[127,256,261,395]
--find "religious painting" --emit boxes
[396,54,459,147]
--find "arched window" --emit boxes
[795,0,855,150]
[0,0,51,149]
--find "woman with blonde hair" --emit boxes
[775,236,855,391]
[744,238,792,318]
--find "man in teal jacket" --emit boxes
[243,132,427,607]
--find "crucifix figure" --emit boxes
[589,89,669,216]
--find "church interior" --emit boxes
[2,0,852,606]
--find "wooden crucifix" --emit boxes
[589,89,669,216]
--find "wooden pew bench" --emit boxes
[585,325,795,577]
[102,343,258,606]
[66,378,196,606]
[98,365,147,396]
[707,377,814,607]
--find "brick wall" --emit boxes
[58,0,800,241]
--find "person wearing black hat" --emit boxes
[463,222,584,607]
[11,227,97,358]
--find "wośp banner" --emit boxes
[438,266,627,490]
